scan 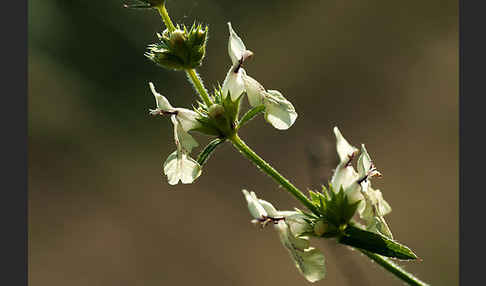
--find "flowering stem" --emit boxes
[156,5,176,32]
[230,133,428,286]
[359,250,430,286]
[156,4,213,107]
[186,69,213,107]
[229,133,320,215]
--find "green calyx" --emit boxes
[305,185,361,238]
[301,187,419,260]
[145,23,208,71]
[191,87,243,138]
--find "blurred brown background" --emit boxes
[28,0,458,285]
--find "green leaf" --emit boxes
[196,138,225,166]
[339,225,418,260]
[237,105,265,130]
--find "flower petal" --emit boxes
[242,190,268,219]
[257,198,279,217]
[284,213,313,237]
[263,90,298,130]
[227,22,247,65]
[163,150,202,185]
[333,127,358,164]
[172,116,199,153]
[359,181,393,239]
[357,144,381,178]
[222,67,245,100]
[242,71,265,107]
[373,188,392,216]
[179,153,202,184]
[369,215,393,239]
[330,165,359,194]
[163,151,180,185]
[149,82,173,111]
[275,221,326,283]
[175,108,202,131]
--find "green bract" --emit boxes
[146,24,208,71]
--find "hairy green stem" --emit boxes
[229,133,320,215]
[186,69,213,107]
[360,250,429,286]
[156,5,176,32]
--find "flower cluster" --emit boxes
[148,23,299,185]
[128,2,425,283]
[330,127,393,238]
[242,190,326,283]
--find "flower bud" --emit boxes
[313,220,328,237]
[146,24,208,71]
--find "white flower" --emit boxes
[356,146,392,238]
[330,127,359,197]
[221,23,253,101]
[330,127,393,238]
[222,23,297,130]
[242,190,326,283]
[149,82,202,185]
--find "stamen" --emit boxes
[149,109,178,117]
[162,110,179,116]
[257,215,285,226]
[233,51,253,73]
[345,153,356,167]
[357,175,368,185]
[233,58,243,73]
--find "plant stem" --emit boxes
[359,249,430,286]
[156,5,176,32]
[186,69,213,107]
[229,133,320,215]
[230,133,429,286]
